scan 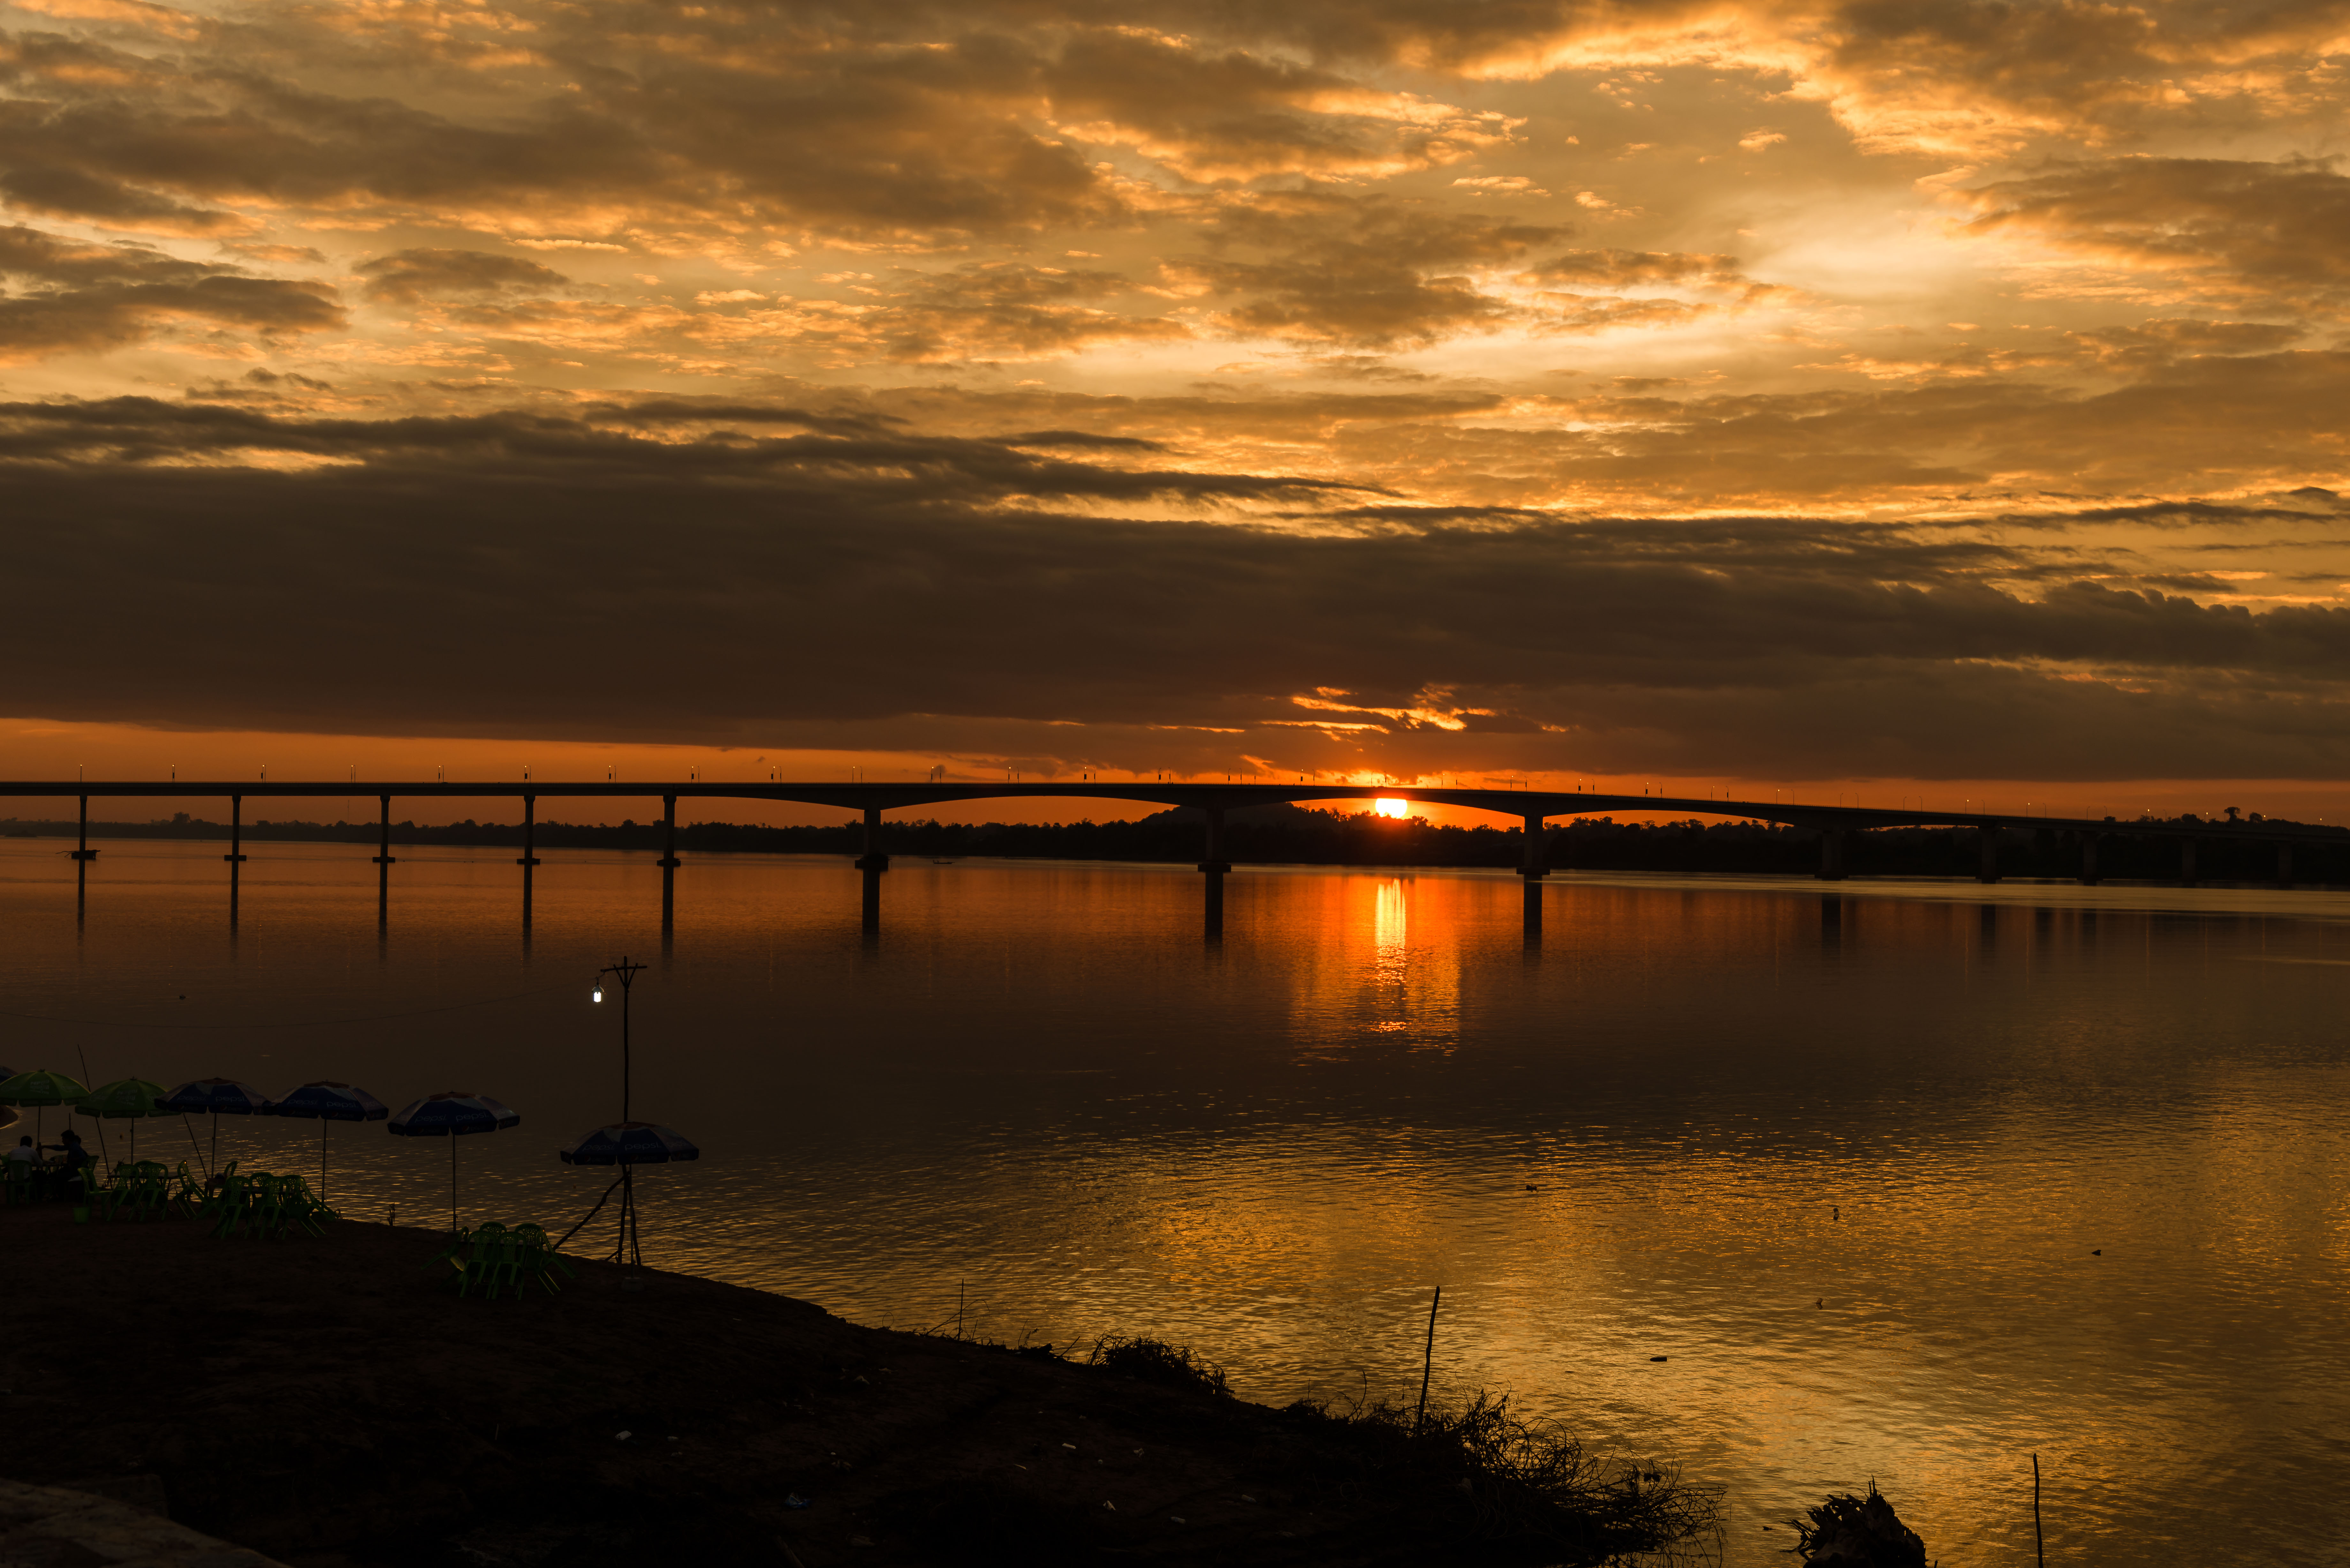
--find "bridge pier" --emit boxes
[224,794,247,924]
[517,794,540,929]
[2077,831,2099,886]
[2276,842,2293,887]
[1816,828,1848,881]
[2179,836,2197,885]
[1197,806,1231,875]
[855,805,888,936]
[658,795,679,934]
[1977,823,2002,884]
[1519,811,1549,880]
[372,795,395,929]
[1197,806,1229,942]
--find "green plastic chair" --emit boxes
[509,1224,574,1294]
[209,1169,261,1238]
[425,1225,474,1279]
[457,1223,516,1298]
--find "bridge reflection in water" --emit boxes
[6,778,2338,940]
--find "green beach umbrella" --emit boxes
[76,1077,171,1165]
[0,1069,88,1105]
[0,1068,90,1151]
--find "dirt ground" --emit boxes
[0,1204,1588,1567]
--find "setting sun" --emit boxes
[1374,798,1411,818]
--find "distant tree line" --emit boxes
[7,805,2345,883]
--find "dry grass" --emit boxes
[1086,1334,1233,1398]
[1278,1389,1723,1566]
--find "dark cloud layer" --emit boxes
[1965,157,2350,310]
[358,249,570,304]
[3,396,2346,780]
[0,222,341,358]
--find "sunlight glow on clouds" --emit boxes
[3,0,2350,799]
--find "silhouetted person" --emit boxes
[42,1127,90,1198]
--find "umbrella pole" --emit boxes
[184,1115,206,1179]
[76,1050,109,1172]
[449,1134,458,1233]
[320,1119,328,1204]
[211,1113,218,1175]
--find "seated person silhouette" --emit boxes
[42,1128,92,1198]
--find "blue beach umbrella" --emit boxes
[268,1082,388,1205]
[390,1091,521,1231]
[163,1078,277,1177]
[557,1123,699,1266]
[558,1122,699,1165]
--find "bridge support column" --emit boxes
[1519,812,1549,879]
[2179,836,2197,885]
[658,795,679,934]
[1977,823,2002,884]
[1198,806,1228,942]
[518,794,540,930]
[2276,842,2293,887]
[225,794,247,925]
[2077,831,2099,886]
[855,805,888,936]
[1816,828,1848,881]
[853,806,889,873]
[1196,805,1231,874]
[372,795,395,929]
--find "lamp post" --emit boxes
[594,958,647,1121]
[593,956,650,1269]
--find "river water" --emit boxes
[5,836,2346,1563]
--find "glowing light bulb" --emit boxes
[593,986,604,1003]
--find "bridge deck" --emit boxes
[0,781,2331,844]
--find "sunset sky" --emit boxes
[7,0,2350,821]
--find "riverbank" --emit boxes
[0,1205,1709,1566]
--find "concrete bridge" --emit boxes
[4,779,2335,936]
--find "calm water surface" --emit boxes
[6,837,2348,1564]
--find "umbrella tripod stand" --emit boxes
[554,1165,643,1266]
[613,1166,642,1267]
